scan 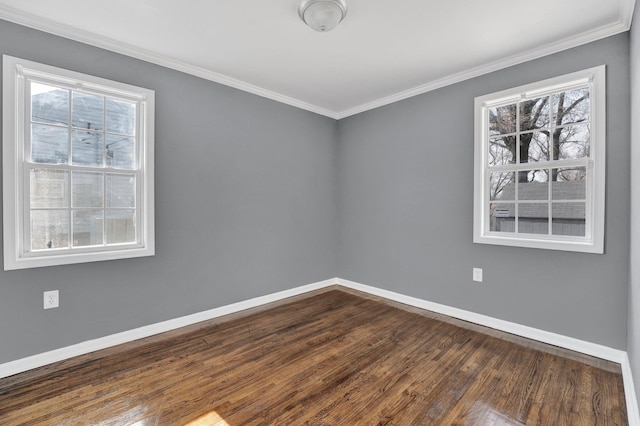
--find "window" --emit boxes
[3,55,155,270]
[473,66,605,253]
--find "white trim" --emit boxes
[1,277,637,424]
[621,0,637,30]
[1,276,628,365]
[622,353,640,426]
[0,4,632,120]
[0,5,340,120]
[2,55,156,270]
[2,54,20,271]
[335,21,627,119]
[472,65,606,254]
[336,278,639,423]
[336,278,625,361]
[0,278,336,379]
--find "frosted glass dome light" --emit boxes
[298,0,348,32]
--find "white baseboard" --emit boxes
[0,278,336,380]
[336,277,639,425]
[622,353,640,426]
[1,276,637,424]
[336,278,625,362]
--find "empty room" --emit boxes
[1,0,640,424]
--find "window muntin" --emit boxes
[3,55,155,269]
[28,82,140,252]
[474,66,605,253]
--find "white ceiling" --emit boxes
[0,0,634,119]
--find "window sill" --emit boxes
[473,233,603,254]
[4,245,155,270]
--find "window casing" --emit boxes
[473,66,605,253]
[3,55,155,270]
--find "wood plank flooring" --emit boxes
[0,288,628,425]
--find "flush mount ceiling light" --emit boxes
[298,0,348,32]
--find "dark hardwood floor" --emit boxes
[0,288,628,425]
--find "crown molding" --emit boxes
[621,0,637,29]
[0,2,634,121]
[335,15,633,119]
[0,5,340,119]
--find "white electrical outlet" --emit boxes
[44,290,59,309]
[472,268,483,282]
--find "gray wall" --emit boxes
[337,34,630,350]
[0,18,633,366]
[629,4,640,407]
[0,20,339,363]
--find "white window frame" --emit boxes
[3,55,155,270]
[473,66,605,253]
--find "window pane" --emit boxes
[73,210,104,247]
[31,210,69,250]
[489,104,516,135]
[552,167,586,200]
[31,124,69,164]
[489,137,515,166]
[490,203,514,232]
[519,96,549,131]
[106,98,136,135]
[518,170,548,201]
[72,130,104,167]
[31,82,69,126]
[557,124,590,160]
[520,131,549,163]
[107,174,136,208]
[552,202,586,236]
[490,172,514,201]
[552,87,589,126]
[518,203,549,235]
[30,169,69,208]
[72,172,103,208]
[106,210,136,244]
[72,92,104,131]
[106,135,135,169]
[556,166,586,182]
